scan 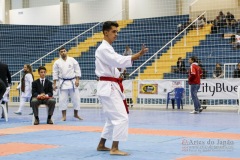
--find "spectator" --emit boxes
[233,63,240,78]
[211,16,220,33]
[0,61,11,119]
[121,69,130,80]
[232,19,240,29]
[176,57,186,73]
[120,69,132,108]
[188,56,203,114]
[194,16,205,29]
[218,11,226,27]
[213,63,224,78]
[123,45,133,56]
[177,19,193,34]
[201,15,206,23]
[230,34,236,43]
[122,46,133,72]
[232,32,240,49]
[226,12,235,27]
[14,64,34,115]
[198,59,207,108]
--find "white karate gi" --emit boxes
[53,56,81,111]
[95,40,132,141]
[16,73,33,112]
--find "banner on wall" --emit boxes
[139,84,158,94]
[198,79,240,99]
[77,79,239,99]
[138,80,185,98]
[123,80,133,98]
[78,80,133,98]
[79,80,98,98]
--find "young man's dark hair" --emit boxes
[102,21,119,33]
[59,47,66,52]
[38,66,46,72]
[190,56,197,62]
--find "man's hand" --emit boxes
[53,84,57,91]
[37,93,46,100]
[75,79,80,87]
[131,44,149,61]
[140,44,148,56]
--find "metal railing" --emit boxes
[129,11,206,79]
[224,63,238,78]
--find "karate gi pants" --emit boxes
[58,88,80,110]
[99,89,128,141]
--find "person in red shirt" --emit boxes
[188,57,203,114]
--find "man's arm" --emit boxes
[52,61,59,90]
[53,80,57,91]
[73,59,81,87]
[32,81,38,97]
[75,76,80,87]
[188,66,197,81]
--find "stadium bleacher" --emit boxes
[164,24,240,79]
[2,14,239,82]
[0,23,99,81]
[0,15,189,81]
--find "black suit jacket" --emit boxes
[32,79,53,98]
[0,78,6,100]
[0,62,11,86]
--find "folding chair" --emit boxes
[0,87,10,122]
[166,88,184,109]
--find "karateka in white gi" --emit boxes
[53,47,83,121]
[14,64,34,115]
[95,21,148,156]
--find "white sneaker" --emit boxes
[190,110,199,114]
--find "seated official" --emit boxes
[31,66,56,125]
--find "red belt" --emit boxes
[99,77,129,114]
